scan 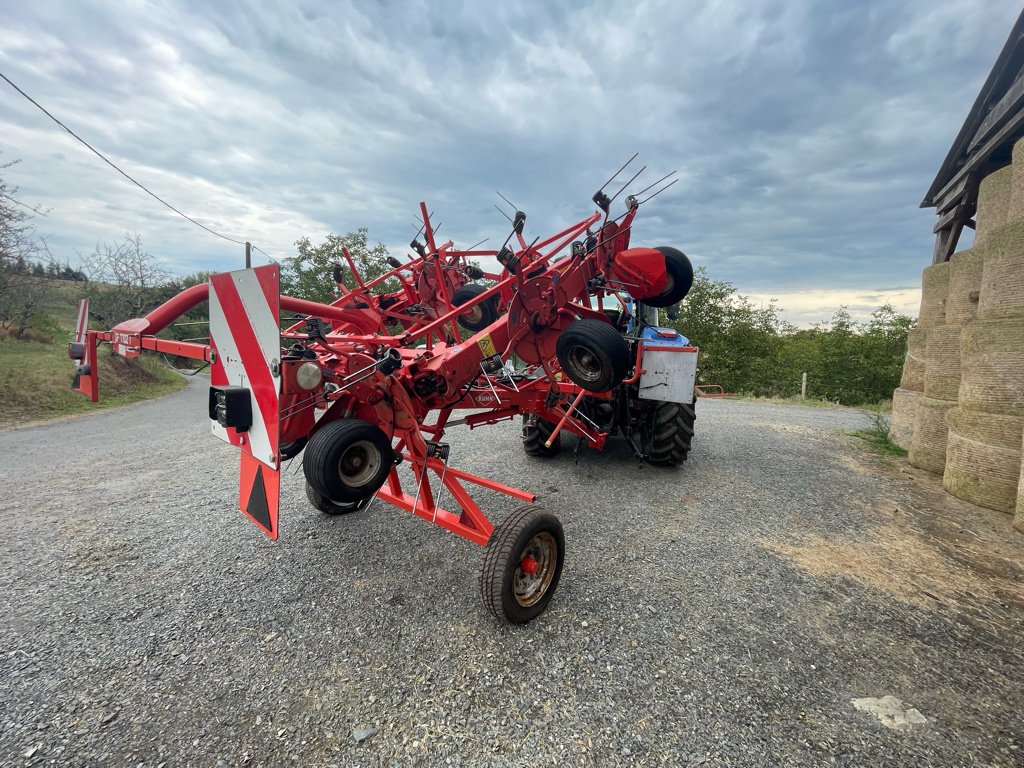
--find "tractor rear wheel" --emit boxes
[452,283,498,332]
[480,505,565,624]
[305,482,368,515]
[646,400,696,466]
[303,419,392,503]
[522,416,561,457]
[555,318,629,392]
[644,246,694,308]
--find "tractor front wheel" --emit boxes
[480,505,565,624]
[303,419,392,503]
[522,416,561,457]
[555,318,629,392]
[646,400,696,466]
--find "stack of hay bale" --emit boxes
[941,157,1024,526]
[906,261,957,472]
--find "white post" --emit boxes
[801,372,807,400]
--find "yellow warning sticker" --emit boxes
[477,333,497,358]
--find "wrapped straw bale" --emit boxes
[923,325,962,402]
[1016,442,1024,532]
[888,388,921,450]
[899,328,927,392]
[943,407,1023,514]
[958,319,1024,416]
[916,262,949,329]
[975,165,1012,246]
[978,220,1024,320]
[944,247,985,325]
[1009,136,1024,223]
[908,396,956,474]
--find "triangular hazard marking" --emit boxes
[246,465,272,533]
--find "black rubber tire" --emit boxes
[303,419,392,503]
[480,505,565,624]
[646,400,696,466]
[305,482,365,515]
[280,437,308,460]
[644,246,694,308]
[555,318,630,392]
[522,416,561,457]
[452,283,498,332]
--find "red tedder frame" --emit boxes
[68,181,682,548]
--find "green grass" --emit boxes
[0,278,190,427]
[0,337,187,427]
[848,412,908,457]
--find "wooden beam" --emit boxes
[972,69,1024,149]
[934,107,1024,205]
[932,202,976,233]
[933,174,969,214]
[932,221,965,264]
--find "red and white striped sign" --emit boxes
[208,265,281,539]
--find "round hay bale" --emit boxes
[978,220,1024,320]
[976,165,1012,245]
[943,407,1023,514]
[889,388,921,450]
[1015,442,1024,532]
[923,324,962,402]
[916,262,950,328]
[908,396,956,474]
[1010,136,1024,222]
[958,319,1024,415]
[899,328,927,392]
[1016,443,1024,532]
[944,247,985,324]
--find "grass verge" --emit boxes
[0,337,186,428]
[848,413,908,457]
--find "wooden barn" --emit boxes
[889,11,1024,531]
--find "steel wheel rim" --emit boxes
[337,439,382,488]
[512,531,557,607]
[566,346,602,384]
[463,305,483,325]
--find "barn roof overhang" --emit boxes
[923,11,1024,263]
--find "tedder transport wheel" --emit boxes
[480,505,565,624]
[647,400,696,466]
[452,283,498,332]
[555,318,629,392]
[305,482,368,515]
[644,246,694,308]
[522,416,561,457]
[303,419,392,503]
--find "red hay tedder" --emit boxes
[68,164,697,623]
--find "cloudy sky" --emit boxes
[1,1,1020,325]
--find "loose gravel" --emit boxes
[1,380,1022,766]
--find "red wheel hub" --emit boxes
[520,555,540,575]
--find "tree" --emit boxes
[281,228,392,302]
[0,158,57,337]
[77,234,172,327]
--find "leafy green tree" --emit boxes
[281,228,392,301]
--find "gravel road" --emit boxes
[1,378,1022,767]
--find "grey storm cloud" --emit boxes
[0,0,1019,323]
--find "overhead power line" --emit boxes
[0,70,276,259]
